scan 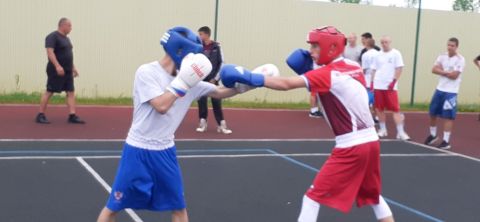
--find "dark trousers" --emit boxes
[198,96,224,125]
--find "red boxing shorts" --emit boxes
[306,141,381,213]
[374,90,400,112]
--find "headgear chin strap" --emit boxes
[160,26,204,69]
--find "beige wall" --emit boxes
[1,0,479,104]
[0,0,215,97]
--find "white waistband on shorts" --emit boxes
[126,132,175,151]
[335,127,379,148]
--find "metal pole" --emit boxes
[410,0,422,106]
[213,0,219,41]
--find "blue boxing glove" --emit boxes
[220,64,265,88]
[286,49,313,75]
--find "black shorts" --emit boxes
[46,71,74,93]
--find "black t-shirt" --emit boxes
[45,31,73,72]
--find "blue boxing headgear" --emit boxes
[160,26,204,69]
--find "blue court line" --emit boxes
[179,149,268,153]
[0,148,269,156]
[266,149,444,222]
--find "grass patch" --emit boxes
[0,92,478,112]
[0,92,131,105]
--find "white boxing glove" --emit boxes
[167,53,212,97]
[252,63,280,77]
[235,64,279,93]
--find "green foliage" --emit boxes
[0,92,132,105]
[405,0,419,8]
[452,0,479,12]
[0,92,478,112]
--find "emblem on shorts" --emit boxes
[114,191,123,201]
[443,98,456,110]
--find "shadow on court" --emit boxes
[0,140,478,222]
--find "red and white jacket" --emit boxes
[302,58,379,148]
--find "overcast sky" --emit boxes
[313,0,457,11]
[370,0,455,11]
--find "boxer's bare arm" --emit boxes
[264,76,306,91]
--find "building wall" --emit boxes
[1,0,479,103]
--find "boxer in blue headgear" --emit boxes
[160,26,204,69]
[96,25,279,222]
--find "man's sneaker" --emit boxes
[196,118,207,132]
[35,113,50,124]
[437,140,451,149]
[377,129,388,137]
[68,114,85,124]
[396,132,411,141]
[424,135,438,145]
[217,120,232,134]
[309,111,323,118]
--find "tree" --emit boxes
[330,0,361,3]
[452,0,480,12]
[405,0,419,8]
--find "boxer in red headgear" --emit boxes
[220,26,395,222]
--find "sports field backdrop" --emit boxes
[1,0,479,104]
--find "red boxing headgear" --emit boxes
[307,26,346,65]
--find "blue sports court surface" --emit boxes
[0,140,478,222]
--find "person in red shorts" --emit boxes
[220,26,394,222]
[371,36,410,140]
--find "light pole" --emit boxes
[410,0,422,106]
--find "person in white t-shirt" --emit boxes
[96,26,276,222]
[362,38,380,109]
[424,38,465,149]
[343,33,362,63]
[371,36,410,140]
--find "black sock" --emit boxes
[69,113,76,118]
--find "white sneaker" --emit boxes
[196,118,207,132]
[217,120,232,134]
[396,132,411,141]
[377,129,388,137]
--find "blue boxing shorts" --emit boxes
[429,89,457,120]
[106,143,186,212]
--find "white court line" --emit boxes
[405,140,480,163]
[0,153,456,160]
[0,156,119,160]
[1,138,477,163]
[0,138,398,142]
[0,139,125,142]
[75,157,143,222]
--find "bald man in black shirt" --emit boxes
[36,18,85,124]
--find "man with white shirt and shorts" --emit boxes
[95,26,277,222]
[424,37,465,149]
[362,38,380,109]
[371,36,410,140]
